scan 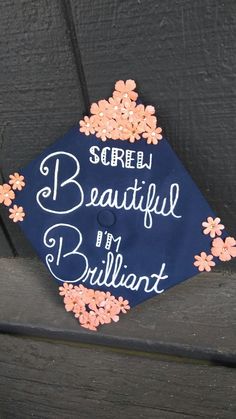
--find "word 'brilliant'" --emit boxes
[44,224,168,295]
[36,151,182,229]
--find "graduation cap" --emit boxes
[1,79,235,331]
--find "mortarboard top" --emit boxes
[1,80,235,331]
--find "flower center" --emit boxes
[99,112,104,117]
[123,93,128,98]
[5,193,9,197]
[151,132,156,136]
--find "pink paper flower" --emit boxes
[90,99,108,118]
[100,291,116,308]
[138,113,157,132]
[84,288,106,310]
[104,302,120,323]
[9,172,25,191]
[121,101,138,123]
[194,252,216,272]
[59,283,130,331]
[128,122,143,143]
[59,282,74,296]
[78,80,163,145]
[113,79,138,101]
[94,307,111,324]
[116,296,130,313]
[79,116,96,136]
[63,294,76,312]
[95,118,115,141]
[202,217,225,238]
[136,104,155,121]
[74,284,88,301]
[0,184,15,206]
[107,97,122,119]
[211,237,236,261]
[79,311,99,331]
[9,205,25,222]
[73,301,86,318]
[142,125,163,145]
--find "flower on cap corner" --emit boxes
[79,311,99,331]
[79,79,163,144]
[103,301,120,323]
[90,99,109,119]
[74,284,89,302]
[99,291,116,307]
[95,124,111,141]
[121,100,138,123]
[107,96,122,119]
[211,237,236,262]
[0,184,15,206]
[59,284,130,331]
[73,301,86,318]
[64,294,77,312]
[79,116,96,136]
[9,172,25,191]
[59,282,74,296]
[115,296,130,313]
[202,217,225,238]
[194,252,216,272]
[142,124,163,145]
[9,205,25,222]
[94,307,111,325]
[113,79,138,101]
[89,290,106,311]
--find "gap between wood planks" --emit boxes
[60,0,90,114]
[1,332,235,369]
[0,325,235,369]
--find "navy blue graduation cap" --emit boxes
[1,80,235,331]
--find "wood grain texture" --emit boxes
[0,258,235,363]
[0,0,85,255]
[72,0,236,233]
[0,334,235,419]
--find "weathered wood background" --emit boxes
[0,0,235,256]
[0,1,235,418]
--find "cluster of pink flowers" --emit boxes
[79,79,163,144]
[0,172,25,222]
[59,283,130,331]
[194,216,236,272]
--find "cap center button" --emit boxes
[97,210,116,227]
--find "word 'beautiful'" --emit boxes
[36,151,182,229]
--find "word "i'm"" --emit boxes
[96,231,121,253]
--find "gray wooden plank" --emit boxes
[0,0,85,255]
[0,258,235,363]
[0,170,14,256]
[0,334,235,419]
[0,224,12,256]
[71,0,236,234]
